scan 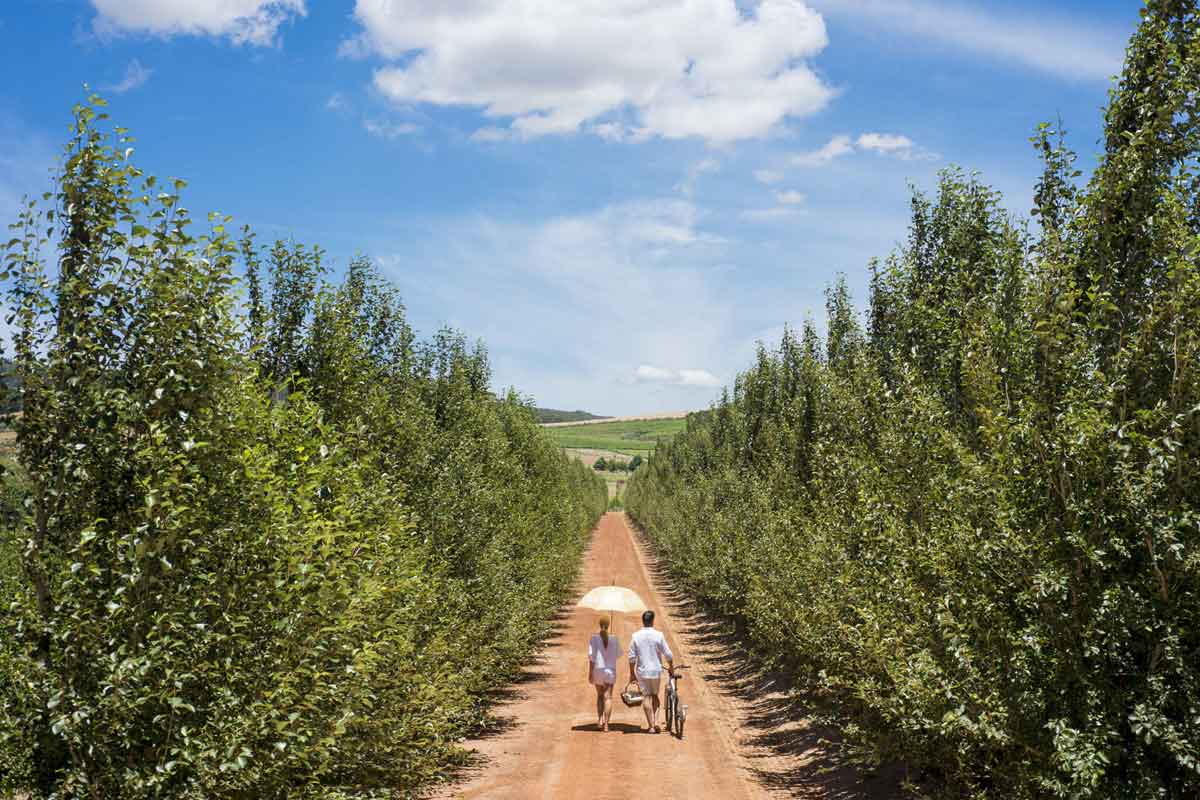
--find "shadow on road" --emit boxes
[569,722,646,734]
[630,520,910,800]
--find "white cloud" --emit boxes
[791,131,935,167]
[326,92,349,113]
[91,0,305,46]
[856,131,937,161]
[740,206,803,222]
[791,134,854,167]
[635,365,676,382]
[677,157,721,197]
[363,119,421,139]
[103,59,152,94]
[855,132,912,153]
[678,368,723,387]
[810,0,1123,81]
[349,0,834,144]
[754,169,785,185]
[635,365,723,387]
[375,198,735,414]
[775,189,806,205]
[470,126,511,143]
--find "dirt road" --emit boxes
[434,512,861,800]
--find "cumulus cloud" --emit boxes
[91,0,305,46]
[348,0,834,144]
[791,134,854,167]
[810,0,1123,81]
[635,365,723,387]
[775,189,806,205]
[103,59,152,94]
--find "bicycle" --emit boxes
[664,665,689,738]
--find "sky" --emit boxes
[0,0,1143,415]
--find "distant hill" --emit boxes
[534,408,610,424]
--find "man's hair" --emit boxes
[642,610,655,627]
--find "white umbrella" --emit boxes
[577,585,648,625]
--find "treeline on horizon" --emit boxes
[0,98,607,797]
[534,407,610,424]
[628,3,1199,797]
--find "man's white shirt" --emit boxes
[628,627,673,678]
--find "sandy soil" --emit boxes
[540,412,692,428]
[432,513,904,800]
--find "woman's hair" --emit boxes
[598,617,609,648]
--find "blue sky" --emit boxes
[0,0,1142,414]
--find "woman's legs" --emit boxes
[600,683,613,730]
[594,684,606,727]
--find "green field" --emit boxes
[544,417,687,455]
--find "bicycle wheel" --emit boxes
[675,701,685,738]
[664,686,674,732]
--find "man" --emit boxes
[627,609,673,733]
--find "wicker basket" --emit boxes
[620,680,644,707]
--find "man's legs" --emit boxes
[637,677,661,731]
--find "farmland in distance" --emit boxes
[542,414,688,456]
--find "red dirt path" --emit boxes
[433,513,897,800]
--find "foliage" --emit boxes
[628,4,1200,797]
[593,457,633,473]
[544,417,688,455]
[534,408,609,424]
[0,97,606,798]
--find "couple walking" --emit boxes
[587,610,673,733]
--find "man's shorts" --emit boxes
[637,675,661,697]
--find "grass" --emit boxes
[545,417,687,456]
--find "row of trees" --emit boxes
[0,98,607,798]
[627,3,1199,797]
[594,455,642,473]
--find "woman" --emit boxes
[587,617,620,731]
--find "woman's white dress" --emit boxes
[588,633,620,686]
